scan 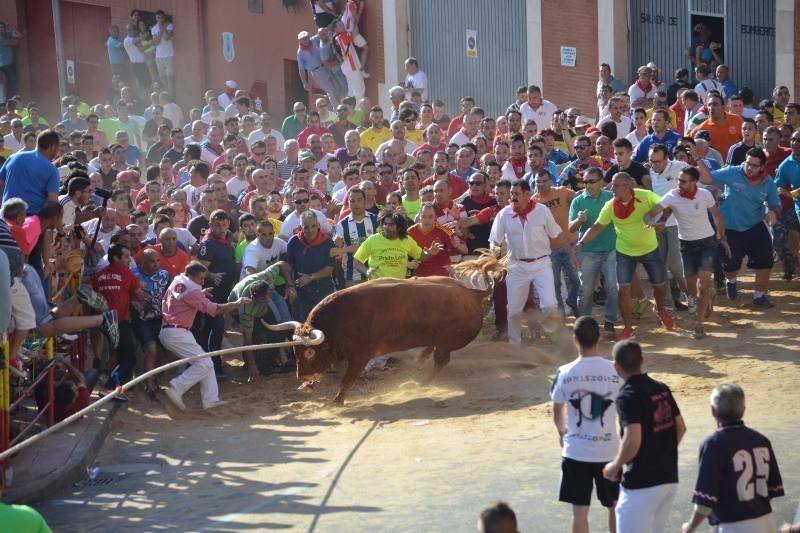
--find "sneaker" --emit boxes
[77,285,109,312]
[203,400,228,410]
[687,296,698,315]
[617,327,636,341]
[657,307,675,330]
[725,281,738,301]
[112,392,129,402]
[694,325,707,340]
[567,304,579,318]
[673,300,688,312]
[603,321,615,339]
[99,310,119,349]
[164,386,186,411]
[752,295,774,309]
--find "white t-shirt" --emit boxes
[81,219,118,253]
[520,100,557,128]
[123,36,145,63]
[241,238,287,279]
[659,187,716,241]
[145,226,197,250]
[376,139,416,159]
[628,83,658,104]
[404,70,429,101]
[694,79,723,103]
[4,133,22,152]
[278,208,333,239]
[650,160,689,227]
[226,177,249,199]
[151,23,175,58]
[550,356,622,462]
[248,128,286,150]
[625,129,647,148]
[597,116,634,140]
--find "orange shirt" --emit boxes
[690,112,743,157]
[134,244,190,280]
[534,186,577,247]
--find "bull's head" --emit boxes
[262,320,327,393]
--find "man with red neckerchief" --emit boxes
[431,180,466,225]
[457,171,497,256]
[501,133,529,179]
[421,151,468,198]
[646,167,728,339]
[412,123,447,157]
[576,172,674,341]
[489,179,567,345]
[628,66,658,109]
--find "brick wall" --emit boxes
[541,0,599,119]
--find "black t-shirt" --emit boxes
[604,161,650,188]
[197,235,236,303]
[460,195,498,252]
[187,215,209,240]
[692,421,784,525]
[615,373,681,489]
[728,143,754,166]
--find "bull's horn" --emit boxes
[293,328,326,346]
[261,319,302,331]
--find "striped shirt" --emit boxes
[278,158,298,182]
[336,212,377,281]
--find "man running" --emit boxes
[647,167,728,338]
[575,172,674,340]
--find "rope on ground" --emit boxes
[0,330,324,463]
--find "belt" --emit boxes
[517,254,549,263]
[161,324,188,330]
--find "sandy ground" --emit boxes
[36,273,800,532]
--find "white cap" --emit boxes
[646,61,659,69]
[297,30,311,40]
[225,80,238,89]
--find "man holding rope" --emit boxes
[160,261,251,411]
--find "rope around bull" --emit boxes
[0,331,324,463]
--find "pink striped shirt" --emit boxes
[161,274,218,328]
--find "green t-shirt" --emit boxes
[0,503,52,533]
[353,233,422,279]
[229,263,282,331]
[402,197,422,221]
[569,189,616,253]
[596,188,661,257]
[234,238,250,264]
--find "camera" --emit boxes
[94,187,113,200]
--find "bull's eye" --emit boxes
[304,348,316,360]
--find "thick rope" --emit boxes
[0,332,323,462]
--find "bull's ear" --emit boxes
[304,348,316,360]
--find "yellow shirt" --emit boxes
[405,128,425,146]
[596,188,662,257]
[646,108,678,130]
[360,126,393,153]
[354,233,422,279]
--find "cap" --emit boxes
[694,130,712,141]
[585,127,601,136]
[297,30,311,40]
[638,65,653,75]
[225,80,238,89]
[299,149,315,162]
[336,105,348,113]
[646,61,659,69]
[574,116,593,128]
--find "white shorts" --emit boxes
[156,56,174,77]
[616,483,677,533]
[716,513,776,533]
[10,277,36,331]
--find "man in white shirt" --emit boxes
[489,179,567,344]
[597,96,634,141]
[242,220,288,278]
[403,57,428,102]
[201,95,226,126]
[628,66,659,109]
[278,188,332,239]
[520,85,557,129]
[4,119,23,152]
[693,64,723,104]
[248,112,285,149]
[551,316,622,533]
[647,166,725,339]
[448,110,481,147]
[151,10,175,97]
[123,24,148,93]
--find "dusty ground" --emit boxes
[36,273,800,532]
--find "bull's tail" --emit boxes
[448,249,508,291]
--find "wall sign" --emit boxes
[223,32,235,62]
[66,59,75,84]
[466,30,477,58]
[560,46,576,67]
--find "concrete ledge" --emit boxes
[2,401,120,504]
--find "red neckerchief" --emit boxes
[746,168,769,184]
[434,200,455,218]
[297,230,328,255]
[677,186,697,200]
[512,199,536,223]
[202,230,230,247]
[511,157,527,178]
[635,79,653,94]
[613,191,640,219]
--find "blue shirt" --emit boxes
[632,130,682,163]
[0,32,14,67]
[452,167,478,181]
[720,80,738,99]
[0,151,60,215]
[134,268,170,320]
[523,162,559,190]
[106,36,125,65]
[775,155,800,216]
[548,149,571,166]
[711,165,780,232]
[297,38,324,72]
[124,145,141,166]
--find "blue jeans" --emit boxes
[577,250,618,324]
[616,248,666,286]
[551,248,580,311]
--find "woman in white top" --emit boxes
[625,108,649,148]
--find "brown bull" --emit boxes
[265,254,506,404]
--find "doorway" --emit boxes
[689,14,725,70]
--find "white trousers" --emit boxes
[506,257,558,344]
[716,514,776,533]
[159,327,219,406]
[340,61,365,98]
[616,483,677,533]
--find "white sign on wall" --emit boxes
[66,59,75,84]
[466,30,477,58]
[560,46,576,67]
[223,32,235,62]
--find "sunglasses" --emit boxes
[294,198,309,205]
[583,178,601,184]
[252,151,266,156]
[468,181,484,186]
[575,145,589,150]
